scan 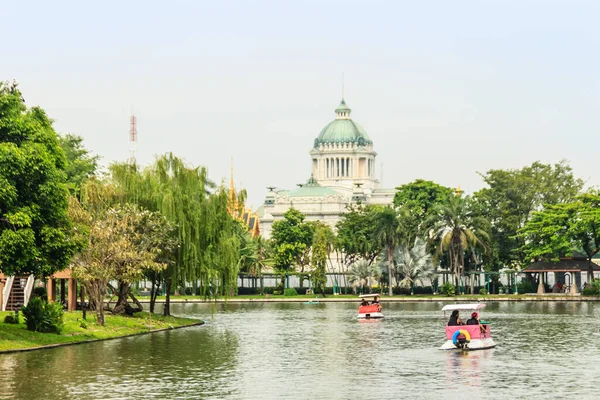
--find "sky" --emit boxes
[2,0,600,207]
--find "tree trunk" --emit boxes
[164,278,172,317]
[150,278,157,313]
[388,244,394,296]
[113,281,130,314]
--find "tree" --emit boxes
[426,195,489,290]
[311,223,330,297]
[271,208,314,288]
[347,259,377,294]
[518,193,600,280]
[58,134,99,196]
[474,160,583,269]
[393,179,453,240]
[110,204,177,315]
[0,81,78,277]
[70,202,166,325]
[395,238,437,294]
[373,206,402,296]
[336,205,381,285]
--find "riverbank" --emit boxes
[135,293,600,303]
[0,311,203,353]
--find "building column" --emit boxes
[60,279,66,304]
[537,273,545,294]
[67,278,77,311]
[47,278,56,302]
[0,280,4,311]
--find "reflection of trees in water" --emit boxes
[0,328,240,399]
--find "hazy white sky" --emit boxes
[2,0,600,207]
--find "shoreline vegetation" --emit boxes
[133,293,599,302]
[0,311,203,353]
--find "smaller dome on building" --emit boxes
[314,100,372,148]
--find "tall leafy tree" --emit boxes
[518,193,600,280]
[310,223,330,297]
[426,196,489,289]
[395,238,437,294]
[58,134,99,196]
[336,204,381,268]
[271,208,314,288]
[0,81,78,276]
[393,179,453,240]
[373,206,402,296]
[474,160,583,269]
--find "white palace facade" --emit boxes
[258,99,395,238]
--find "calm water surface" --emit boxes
[1,301,600,399]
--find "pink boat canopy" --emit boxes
[441,303,486,311]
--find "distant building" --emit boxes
[259,99,395,238]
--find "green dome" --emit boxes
[314,100,372,148]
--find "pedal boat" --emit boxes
[439,303,497,351]
[357,294,383,319]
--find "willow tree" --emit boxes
[110,154,242,315]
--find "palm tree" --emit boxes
[426,196,489,291]
[396,238,437,294]
[374,206,402,296]
[347,260,377,294]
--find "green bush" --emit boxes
[21,297,64,334]
[479,288,488,295]
[283,288,298,296]
[440,282,455,296]
[273,290,282,295]
[582,279,600,296]
[33,286,48,301]
[517,280,537,294]
[4,311,19,324]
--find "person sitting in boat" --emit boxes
[361,298,369,306]
[371,296,380,304]
[466,312,487,334]
[448,310,464,326]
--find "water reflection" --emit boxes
[2,301,600,399]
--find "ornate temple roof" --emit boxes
[314,99,372,148]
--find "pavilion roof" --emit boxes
[523,259,600,273]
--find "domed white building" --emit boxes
[259,99,395,238]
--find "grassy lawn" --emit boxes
[0,311,202,352]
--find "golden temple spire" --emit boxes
[455,185,463,197]
[228,157,239,215]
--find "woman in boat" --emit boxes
[466,312,487,334]
[448,310,464,326]
[361,298,369,306]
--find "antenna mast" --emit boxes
[129,114,137,165]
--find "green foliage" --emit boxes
[348,259,378,293]
[479,288,488,295]
[271,209,314,275]
[283,288,298,296]
[440,282,456,296]
[310,223,330,295]
[4,311,19,324]
[518,193,600,280]
[33,286,48,301]
[426,196,489,286]
[336,204,381,267]
[79,320,88,329]
[582,279,600,296]
[0,81,78,276]
[393,179,453,240]
[474,160,583,269]
[58,134,99,195]
[21,297,64,334]
[394,238,437,293]
[517,280,537,294]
